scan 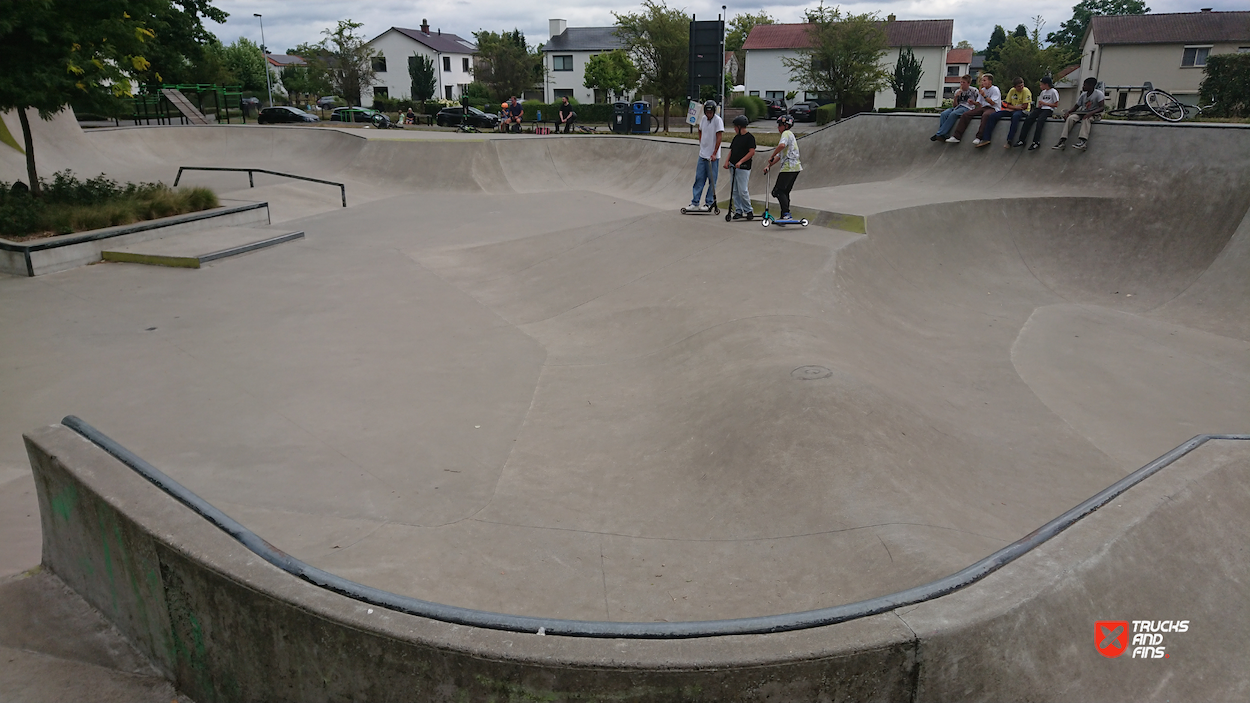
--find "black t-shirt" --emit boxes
[728,132,756,169]
[559,103,574,119]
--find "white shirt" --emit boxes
[977,85,1002,110]
[697,114,724,160]
[1037,88,1060,110]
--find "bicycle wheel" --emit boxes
[1144,90,1185,122]
[651,115,660,133]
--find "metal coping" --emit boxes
[173,167,347,207]
[60,416,1246,639]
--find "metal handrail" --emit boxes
[60,415,1247,639]
[174,167,346,207]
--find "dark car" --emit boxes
[435,106,499,129]
[330,107,380,123]
[258,106,320,124]
[764,99,787,119]
[788,101,822,122]
[317,96,343,109]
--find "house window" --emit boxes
[1182,46,1211,67]
[445,85,453,100]
[554,89,574,101]
[923,90,937,99]
[947,66,959,76]
[1240,47,1250,53]
[373,87,389,99]
[462,57,470,72]
[749,90,759,96]
[804,92,823,102]
[553,55,573,71]
[943,86,954,97]
[1088,49,1095,69]
[765,91,784,101]
[371,56,387,73]
[443,56,451,71]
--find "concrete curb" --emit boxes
[25,423,1250,701]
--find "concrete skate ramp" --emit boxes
[5,110,1250,698]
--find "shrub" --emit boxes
[731,95,765,120]
[1200,53,1250,118]
[814,103,839,125]
[520,102,618,123]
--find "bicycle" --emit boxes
[1104,83,1187,122]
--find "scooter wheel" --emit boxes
[713,206,720,215]
[800,219,810,226]
[761,219,771,227]
[725,213,732,222]
[680,207,688,214]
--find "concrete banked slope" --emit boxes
[5,111,1250,701]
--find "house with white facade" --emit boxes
[1071,10,1249,107]
[743,16,953,113]
[363,20,477,105]
[541,19,627,104]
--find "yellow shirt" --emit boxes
[1004,87,1032,110]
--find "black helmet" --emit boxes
[777,114,794,128]
[703,99,717,111]
[732,114,750,127]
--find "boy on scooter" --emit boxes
[723,114,756,219]
[763,115,801,221]
[688,100,723,212]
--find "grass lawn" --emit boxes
[1,171,218,241]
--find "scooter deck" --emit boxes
[680,205,720,215]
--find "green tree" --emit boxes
[0,0,161,197]
[317,20,376,106]
[725,12,774,84]
[280,64,331,105]
[222,37,268,91]
[1013,24,1029,39]
[583,50,640,102]
[131,0,229,85]
[955,40,973,50]
[781,4,889,114]
[986,33,1078,96]
[614,0,688,131]
[888,46,924,108]
[409,54,437,105]
[1199,53,1250,118]
[1047,0,1150,52]
[985,25,1008,64]
[473,29,541,101]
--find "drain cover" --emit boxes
[791,365,832,380]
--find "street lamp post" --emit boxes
[254,13,274,107]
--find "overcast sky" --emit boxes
[211,0,1244,56]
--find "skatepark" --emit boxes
[1,111,1248,701]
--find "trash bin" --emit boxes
[631,101,651,134]
[612,102,631,134]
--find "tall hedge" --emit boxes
[731,95,768,120]
[520,102,623,123]
[1200,53,1250,118]
[814,103,839,125]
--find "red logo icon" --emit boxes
[1096,621,1130,658]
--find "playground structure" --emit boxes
[130,83,248,126]
[1,109,1247,701]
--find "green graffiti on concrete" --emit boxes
[50,484,78,522]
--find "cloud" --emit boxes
[208,0,1248,55]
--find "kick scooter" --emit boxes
[760,168,809,227]
[723,165,754,222]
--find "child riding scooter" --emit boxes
[761,115,808,227]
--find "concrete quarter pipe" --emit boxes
[2,111,1248,701]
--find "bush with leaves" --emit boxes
[782,4,889,114]
[1200,53,1250,119]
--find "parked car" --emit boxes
[788,101,822,122]
[317,96,344,109]
[330,107,380,123]
[258,106,320,124]
[764,99,788,119]
[435,106,500,129]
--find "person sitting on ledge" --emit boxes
[974,76,1031,148]
[932,75,978,141]
[948,73,1000,144]
[1016,76,1060,150]
[558,97,576,134]
[1054,77,1105,151]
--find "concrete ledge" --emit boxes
[0,201,269,277]
[102,229,304,269]
[25,423,1250,701]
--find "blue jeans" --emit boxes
[979,109,1026,142]
[936,105,969,136]
[730,166,751,214]
[692,157,719,206]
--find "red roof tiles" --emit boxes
[1090,11,1250,45]
[743,19,953,50]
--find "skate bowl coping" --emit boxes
[27,418,1250,700]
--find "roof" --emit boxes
[1090,11,1250,45]
[265,54,307,67]
[970,54,985,69]
[945,48,973,65]
[542,26,625,52]
[742,19,953,50]
[387,27,478,54]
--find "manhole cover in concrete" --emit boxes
[791,365,832,381]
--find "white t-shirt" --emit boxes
[1037,88,1060,110]
[977,85,1002,110]
[697,114,724,160]
[777,130,802,172]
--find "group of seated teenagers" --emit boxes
[932,74,1105,151]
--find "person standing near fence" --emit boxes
[1016,76,1060,150]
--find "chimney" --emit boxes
[1200,7,1212,11]
[550,18,567,39]
[887,13,896,22]
[421,19,430,34]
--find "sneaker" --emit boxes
[1014,140,1026,148]
[1028,142,1040,151]
[945,137,959,144]
[1052,138,1066,150]
[781,212,793,220]
[975,139,992,148]
[732,212,745,220]
[971,138,982,146]
[1074,138,1088,151]
[930,134,941,141]
[1003,142,1012,148]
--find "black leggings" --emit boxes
[772,171,799,214]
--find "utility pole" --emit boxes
[254,13,274,107]
[721,5,727,108]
